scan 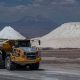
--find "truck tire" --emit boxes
[29,63,39,70]
[5,56,16,70]
[16,64,27,70]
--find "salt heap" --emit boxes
[0,26,26,40]
[40,22,80,48]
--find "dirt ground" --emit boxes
[0,63,80,80]
[41,48,80,63]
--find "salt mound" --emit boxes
[40,22,80,48]
[0,26,26,40]
[41,22,80,41]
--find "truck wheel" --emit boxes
[5,57,16,70]
[16,64,27,70]
[29,63,39,70]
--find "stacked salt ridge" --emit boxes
[34,22,80,48]
[0,26,26,40]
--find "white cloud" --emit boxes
[51,0,77,5]
[61,0,76,4]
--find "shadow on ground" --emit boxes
[14,68,45,71]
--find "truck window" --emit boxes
[15,40,31,47]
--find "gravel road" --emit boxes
[0,63,80,80]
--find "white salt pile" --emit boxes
[0,26,26,40]
[41,22,80,41]
[33,22,80,48]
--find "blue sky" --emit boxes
[0,0,80,37]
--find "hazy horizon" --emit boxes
[0,0,80,37]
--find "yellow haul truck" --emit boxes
[0,40,41,70]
